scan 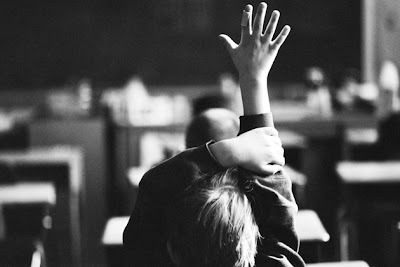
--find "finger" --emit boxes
[253,2,267,36]
[240,5,253,44]
[261,164,283,175]
[269,148,285,165]
[218,34,238,54]
[276,155,286,166]
[258,127,279,137]
[262,10,280,43]
[270,136,282,146]
[263,136,282,146]
[276,146,285,158]
[272,25,291,50]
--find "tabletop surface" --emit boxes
[102,216,130,245]
[295,209,330,242]
[0,146,83,193]
[344,128,378,145]
[283,165,307,186]
[0,182,56,205]
[0,146,82,162]
[336,161,400,183]
[279,129,308,148]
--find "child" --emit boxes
[124,2,305,266]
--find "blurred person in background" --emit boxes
[185,108,239,148]
[304,66,333,117]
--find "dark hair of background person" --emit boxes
[185,108,239,148]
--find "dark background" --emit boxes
[0,0,361,88]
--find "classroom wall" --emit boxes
[0,0,361,89]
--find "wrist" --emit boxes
[239,76,271,115]
[239,73,268,85]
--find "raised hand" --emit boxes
[219,2,291,82]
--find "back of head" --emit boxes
[185,108,239,148]
[166,168,259,267]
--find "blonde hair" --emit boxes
[167,168,260,267]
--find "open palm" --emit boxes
[219,2,291,81]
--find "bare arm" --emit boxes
[219,2,291,118]
[209,2,291,175]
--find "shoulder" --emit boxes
[239,168,296,207]
[139,146,220,199]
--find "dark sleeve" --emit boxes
[238,113,306,266]
[247,170,305,266]
[123,145,223,266]
[255,240,306,267]
[239,113,274,134]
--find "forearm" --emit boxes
[240,76,272,118]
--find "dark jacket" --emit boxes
[123,114,305,266]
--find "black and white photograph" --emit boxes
[0,1,399,266]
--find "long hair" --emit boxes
[167,168,260,267]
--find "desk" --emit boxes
[295,210,330,243]
[308,261,369,267]
[102,216,130,267]
[295,209,329,262]
[284,165,307,186]
[342,127,379,160]
[344,128,378,146]
[0,182,56,240]
[279,129,308,149]
[337,161,400,184]
[30,118,109,266]
[0,182,56,205]
[0,182,56,266]
[279,129,308,174]
[336,161,400,266]
[0,147,84,267]
[102,216,130,246]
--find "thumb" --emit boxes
[218,34,237,53]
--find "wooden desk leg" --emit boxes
[396,221,400,265]
[0,205,5,241]
[316,243,323,262]
[339,204,362,260]
[338,205,350,260]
